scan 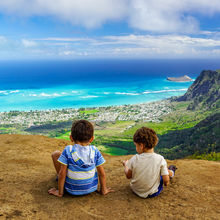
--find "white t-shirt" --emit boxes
[126,152,169,198]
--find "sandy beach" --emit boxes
[0,134,219,219]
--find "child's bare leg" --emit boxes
[51,150,61,174]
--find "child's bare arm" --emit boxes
[122,160,132,179]
[48,164,67,197]
[97,165,114,195]
[58,164,67,195]
[162,175,170,186]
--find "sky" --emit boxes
[0,0,220,60]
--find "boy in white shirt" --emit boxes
[122,127,176,198]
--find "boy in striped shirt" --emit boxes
[48,119,113,197]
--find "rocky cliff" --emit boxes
[175,70,220,110]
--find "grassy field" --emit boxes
[79,109,99,114]
[56,131,70,140]
[187,152,220,161]
[98,145,129,155]
[0,127,11,130]
[95,121,135,136]
[0,127,16,132]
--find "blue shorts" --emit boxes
[147,176,163,198]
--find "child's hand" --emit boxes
[48,188,63,197]
[122,160,128,167]
[100,187,114,195]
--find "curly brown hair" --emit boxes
[133,127,158,149]
[71,119,94,143]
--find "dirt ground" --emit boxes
[0,134,219,220]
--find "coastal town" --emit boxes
[0,100,173,130]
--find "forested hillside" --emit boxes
[157,112,220,159]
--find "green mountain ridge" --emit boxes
[160,69,220,159]
[174,70,220,110]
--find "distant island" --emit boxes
[167,75,193,82]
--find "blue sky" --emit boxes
[0,0,220,60]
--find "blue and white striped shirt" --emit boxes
[58,144,105,195]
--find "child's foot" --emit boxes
[168,165,177,179]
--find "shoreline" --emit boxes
[0,99,173,128]
[0,98,166,113]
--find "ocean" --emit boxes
[0,59,219,112]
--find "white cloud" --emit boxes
[36,37,93,42]
[33,34,220,50]
[212,49,220,54]
[21,39,37,47]
[93,34,220,57]
[128,0,220,33]
[15,34,220,58]
[2,0,220,33]
[0,0,127,28]
[128,0,198,33]
[98,34,220,48]
[1,1,220,33]
[59,50,75,56]
[0,36,7,44]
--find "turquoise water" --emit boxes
[0,78,193,111]
[0,59,218,112]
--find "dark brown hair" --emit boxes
[133,127,158,149]
[71,120,94,143]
